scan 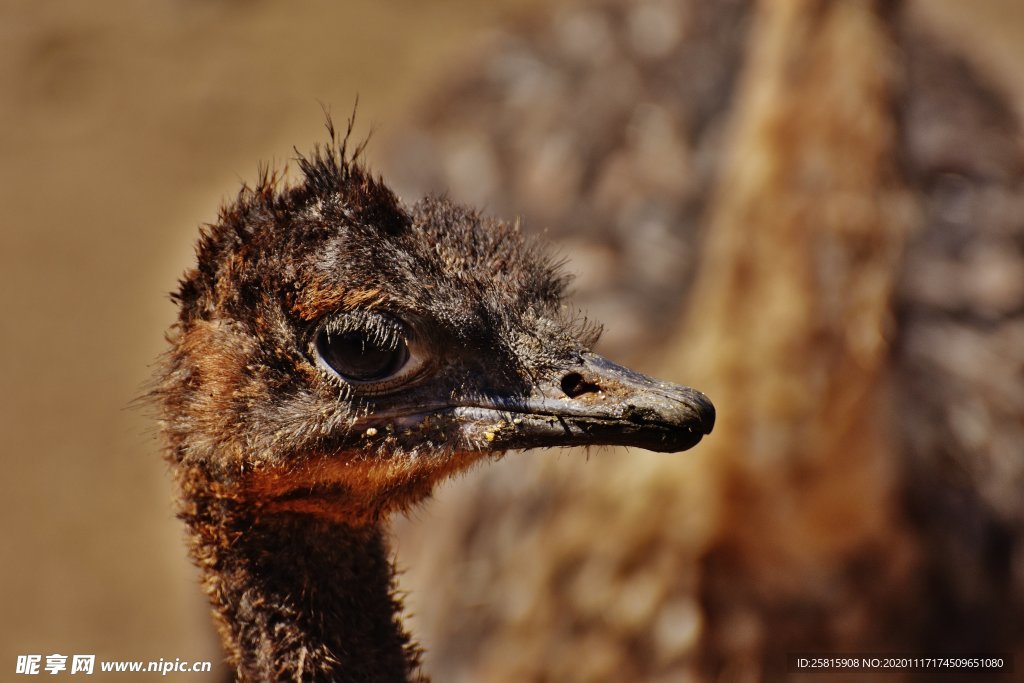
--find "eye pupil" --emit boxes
[316,330,409,382]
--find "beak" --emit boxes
[455,352,715,453]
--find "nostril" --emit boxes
[560,371,602,399]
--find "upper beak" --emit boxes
[455,352,715,453]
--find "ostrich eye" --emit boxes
[315,330,410,383]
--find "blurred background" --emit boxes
[2,0,1022,681]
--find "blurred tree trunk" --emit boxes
[384,0,1024,681]
[678,0,919,676]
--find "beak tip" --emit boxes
[694,393,715,435]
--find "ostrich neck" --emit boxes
[177,469,424,682]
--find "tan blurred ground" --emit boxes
[1,0,1022,681]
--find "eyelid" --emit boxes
[320,310,407,348]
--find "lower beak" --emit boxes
[455,353,715,453]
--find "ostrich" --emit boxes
[154,122,714,682]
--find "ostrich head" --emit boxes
[157,123,715,527]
